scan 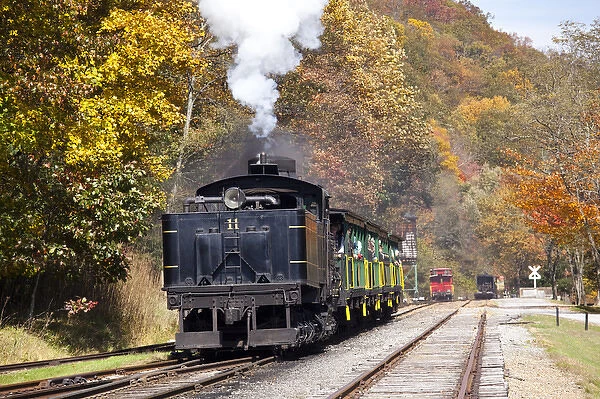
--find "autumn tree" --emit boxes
[279,0,433,224]
[166,12,243,211]
[506,161,596,304]
[0,0,202,315]
[504,20,600,304]
[471,169,544,294]
[451,95,518,166]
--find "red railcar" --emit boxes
[429,268,454,301]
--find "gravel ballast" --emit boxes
[490,299,588,399]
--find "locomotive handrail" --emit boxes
[173,284,301,295]
[345,256,354,289]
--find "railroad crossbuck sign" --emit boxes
[528,266,541,289]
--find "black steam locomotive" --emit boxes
[162,154,405,350]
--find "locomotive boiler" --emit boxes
[162,154,405,350]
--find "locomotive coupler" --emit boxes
[225,307,242,324]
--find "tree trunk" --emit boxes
[28,271,42,321]
[567,248,586,306]
[545,240,560,300]
[573,184,599,305]
[515,261,523,296]
[582,224,600,306]
[597,262,600,306]
[168,74,196,213]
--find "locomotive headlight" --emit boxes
[224,187,246,210]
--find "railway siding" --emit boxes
[0,343,175,374]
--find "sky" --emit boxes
[467,0,599,50]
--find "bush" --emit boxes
[102,251,178,346]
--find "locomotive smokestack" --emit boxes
[248,154,296,177]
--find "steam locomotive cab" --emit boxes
[162,155,337,350]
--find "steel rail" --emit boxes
[143,356,277,399]
[50,356,260,399]
[0,342,176,373]
[391,302,432,318]
[0,359,181,398]
[456,312,487,399]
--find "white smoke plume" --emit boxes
[199,0,328,137]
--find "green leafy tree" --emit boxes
[0,0,204,315]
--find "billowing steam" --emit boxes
[199,0,328,137]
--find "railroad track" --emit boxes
[56,355,275,399]
[0,359,182,398]
[182,302,471,399]
[326,304,508,399]
[0,342,176,374]
[0,355,274,399]
[475,314,509,398]
[392,303,432,318]
[5,303,502,399]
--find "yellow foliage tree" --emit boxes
[280,0,431,222]
[63,0,203,180]
[430,120,461,179]
[0,0,205,287]
[456,95,510,124]
[407,18,435,41]
[452,95,513,165]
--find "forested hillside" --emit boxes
[1,0,600,348]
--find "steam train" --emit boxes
[429,268,454,301]
[161,154,405,350]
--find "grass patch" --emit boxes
[102,252,178,346]
[0,250,178,383]
[524,314,600,396]
[0,326,70,365]
[0,352,169,386]
[1,251,178,358]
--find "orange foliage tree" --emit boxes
[475,181,544,293]
[502,19,600,304]
[505,113,600,303]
